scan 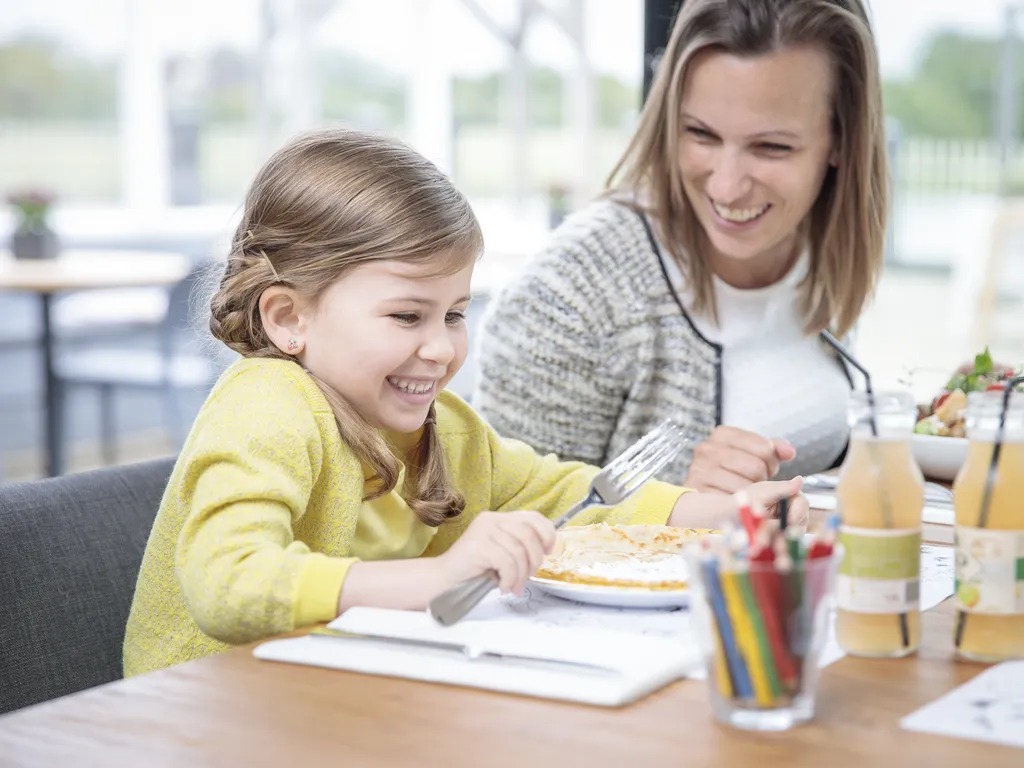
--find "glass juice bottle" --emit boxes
[952,388,1024,661]
[835,391,924,657]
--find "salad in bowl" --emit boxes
[914,348,1020,437]
[911,348,1021,480]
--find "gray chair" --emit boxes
[54,264,221,464]
[0,457,174,715]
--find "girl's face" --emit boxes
[677,45,835,286]
[300,256,474,434]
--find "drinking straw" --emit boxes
[954,376,1024,648]
[820,329,910,650]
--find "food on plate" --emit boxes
[534,523,715,590]
[914,348,1021,437]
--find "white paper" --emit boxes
[805,492,839,511]
[920,544,956,611]
[259,606,700,707]
[455,545,954,679]
[328,605,692,672]
[922,505,955,526]
[464,584,694,639]
[901,661,1024,748]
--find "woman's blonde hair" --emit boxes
[608,0,887,337]
[209,128,483,526]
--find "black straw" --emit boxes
[778,496,789,532]
[821,330,879,437]
[819,329,909,649]
[955,375,1024,649]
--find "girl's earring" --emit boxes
[286,338,301,353]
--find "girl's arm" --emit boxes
[337,559,451,612]
[174,364,357,644]
[484,423,691,527]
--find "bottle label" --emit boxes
[836,526,921,613]
[954,527,1024,615]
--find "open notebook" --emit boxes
[254,605,702,707]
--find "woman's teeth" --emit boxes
[387,377,435,394]
[713,201,769,223]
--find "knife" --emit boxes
[308,626,620,677]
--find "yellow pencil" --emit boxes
[720,569,773,706]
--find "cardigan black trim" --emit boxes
[636,209,852,469]
[635,210,724,427]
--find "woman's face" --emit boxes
[678,45,835,284]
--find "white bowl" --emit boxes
[911,434,968,482]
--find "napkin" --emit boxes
[254,606,701,707]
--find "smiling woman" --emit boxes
[474,0,888,495]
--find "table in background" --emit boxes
[0,250,191,476]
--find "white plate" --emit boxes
[527,576,689,609]
[911,434,968,482]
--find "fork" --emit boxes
[427,420,689,627]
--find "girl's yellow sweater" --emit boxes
[123,358,688,677]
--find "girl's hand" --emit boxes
[683,426,796,493]
[437,510,557,596]
[668,477,808,529]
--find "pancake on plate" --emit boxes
[534,523,716,591]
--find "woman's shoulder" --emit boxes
[544,198,654,264]
[505,198,662,301]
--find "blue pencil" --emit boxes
[702,557,753,700]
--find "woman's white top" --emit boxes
[662,252,850,479]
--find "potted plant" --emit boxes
[6,188,59,260]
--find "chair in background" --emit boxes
[53,264,223,464]
[0,457,175,715]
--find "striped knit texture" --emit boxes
[474,200,720,485]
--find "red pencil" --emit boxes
[748,557,800,691]
[735,491,763,545]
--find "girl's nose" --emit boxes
[419,328,456,366]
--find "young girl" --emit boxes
[123,128,804,677]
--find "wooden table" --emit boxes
[0,249,191,476]
[0,600,1017,767]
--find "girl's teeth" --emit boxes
[713,202,768,222]
[388,378,434,394]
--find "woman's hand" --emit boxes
[436,510,557,596]
[683,426,796,494]
[668,477,808,530]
